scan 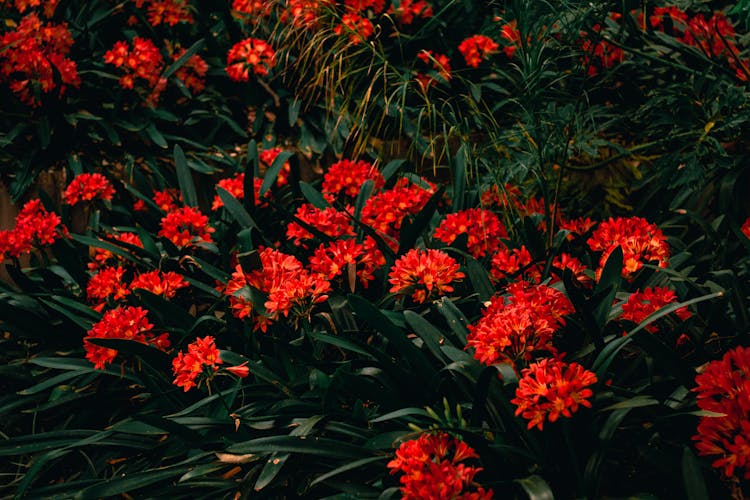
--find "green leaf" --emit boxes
[145,124,168,149]
[435,297,470,344]
[174,144,198,207]
[133,289,195,332]
[162,39,205,79]
[452,144,467,212]
[217,187,258,229]
[75,465,187,499]
[310,456,384,486]
[465,255,494,303]
[516,475,554,500]
[299,181,331,210]
[227,436,372,459]
[85,338,171,369]
[403,310,451,363]
[682,446,709,500]
[382,160,405,182]
[260,151,293,196]
[369,408,430,423]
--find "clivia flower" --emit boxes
[211,173,263,210]
[130,270,189,299]
[226,38,276,81]
[158,206,215,247]
[741,217,750,239]
[387,0,433,26]
[321,159,384,201]
[172,336,222,391]
[620,286,691,333]
[0,199,66,259]
[63,173,116,205]
[434,208,507,259]
[134,0,194,26]
[458,35,499,68]
[333,13,374,45]
[388,248,464,304]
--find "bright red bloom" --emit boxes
[344,0,384,13]
[172,49,208,94]
[225,362,250,378]
[387,0,433,25]
[387,432,492,499]
[130,270,189,298]
[334,13,374,44]
[308,238,373,286]
[500,20,521,58]
[87,266,130,307]
[490,246,539,282]
[649,6,688,31]
[134,0,193,26]
[63,173,115,205]
[153,188,182,212]
[415,50,451,90]
[466,281,574,365]
[693,346,750,479]
[512,358,597,430]
[581,36,625,77]
[361,177,436,244]
[224,248,330,331]
[458,35,499,68]
[434,208,507,259]
[560,216,596,240]
[281,0,332,27]
[231,0,272,20]
[286,204,355,246]
[1,0,60,16]
[388,248,464,304]
[158,206,215,247]
[480,184,521,210]
[321,159,384,200]
[0,13,79,106]
[742,218,750,239]
[211,173,263,210]
[620,287,691,333]
[551,253,592,287]
[85,306,169,370]
[226,38,276,81]
[0,199,66,259]
[88,232,143,270]
[587,216,670,279]
[104,37,165,104]
[172,336,223,391]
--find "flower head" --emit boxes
[158,206,215,247]
[620,287,690,333]
[434,208,507,259]
[388,248,464,303]
[64,173,115,205]
[0,199,66,259]
[511,358,597,430]
[226,38,276,81]
[172,336,223,391]
[286,204,355,247]
[130,270,189,299]
[458,35,499,68]
[211,173,263,210]
[321,159,384,201]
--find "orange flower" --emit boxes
[458,35,499,68]
[490,245,539,282]
[135,0,193,26]
[466,281,574,365]
[434,208,507,259]
[387,432,492,499]
[387,0,432,25]
[620,287,690,333]
[172,336,223,391]
[334,13,374,44]
[0,199,66,259]
[388,248,464,303]
[158,206,215,247]
[511,358,597,430]
[259,147,291,187]
[64,173,115,205]
[361,177,436,243]
[308,238,376,286]
[172,49,208,94]
[741,217,750,239]
[286,204,355,247]
[88,232,143,270]
[211,173,263,210]
[500,20,521,58]
[87,266,130,306]
[130,270,189,299]
[321,159,384,200]
[226,38,276,81]
[104,37,165,103]
[153,188,182,212]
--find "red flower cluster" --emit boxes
[226,38,276,81]
[587,216,670,279]
[158,206,215,247]
[458,35,499,68]
[87,266,130,309]
[172,49,208,94]
[134,0,193,26]
[512,358,597,430]
[387,432,492,499]
[130,270,189,298]
[388,248,464,303]
[434,208,507,259]
[0,199,66,259]
[88,232,143,270]
[499,20,521,58]
[415,50,451,90]
[63,173,116,205]
[224,248,330,331]
[551,253,592,287]
[0,13,79,106]
[693,346,750,479]
[84,306,169,370]
[172,336,222,391]
[345,0,384,13]
[308,238,381,287]
[560,216,596,240]
[388,0,433,26]
[231,0,272,20]
[104,37,166,104]
[281,0,331,27]
[286,204,355,246]
[152,188,182,212]
[211,173,263,210]
[334,13,374,45]
[259,147,291,187]
[466,281,574,365]
[361,177,436,243]
[480,183,521,210]
[1,0,60,16]
[742,217,750,239]
[620,286,691,333]
[322,159,384,200]
[490,246,538,282]
[581,15,625,77]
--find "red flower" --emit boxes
[88,232,143,270]
[480,184,521,210]
[500,20,521,58]
[87,266,130,307]
[130,270,189,298]
[387,0,433,25]
[226,38,276,81]
[84,306,168,370]
[104,37,165,104]
[587,216,670,279]
[211,173,263,210]
[281,0,332,27]
[321,159,384,200]
[693,346,750,479]
[344,0,385,13]
[158,206,215,247]
[225,362,250,378]
[415,50,451,90]
[361,177,436,243]
[387,432,492,499]
[620,287,690,333]
[153,188,182,212]
[466,281,574,365]
[63,173,115,205]
[3,0,60,16]
[388,248,464,304]
[741,217,750,239]
[458,35,499,68]
[551,253,592,287]
[308,238,374,285]
[434,208,507,259]
[490,246,539,282]
[0,199,66,259]
[286,204,355,247]
[172,336,223,391]
[560,216,596,240]
[512,358,597,430]
[0,13,79,106]
[231,0,272,20]
[172,49,208,94]
[334,13,374,45]
[134,0,193,26]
